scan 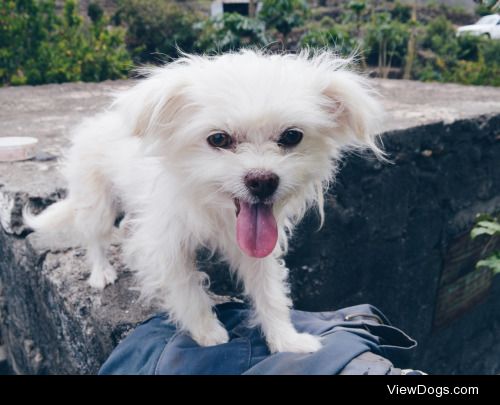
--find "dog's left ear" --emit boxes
[322,70,385,158]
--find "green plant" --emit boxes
[87,1,104,23]
[391,1,412,23]
[347,1,366,25]
[364,13,410,78]
[471,214,500,275]
[421,16,459,58]
[412,17,458,82]
[475,0,500,15]
[318,16,336,29]
[0,0,131,86]
[114,0,201,62]
[259,0,309,41]
[480,38,500,65]
[299,25,357,57]
[194,13,268,53]
[451,32,500,86]
[457,34,482,61]
[413,16,500,86]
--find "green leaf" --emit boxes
[477,221,500,234]
[476,252,500,275]
[471,226,496,239]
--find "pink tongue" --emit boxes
[236,202,278,258]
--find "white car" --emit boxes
[457,14,500,39]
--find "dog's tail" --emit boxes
[23,199,75,233]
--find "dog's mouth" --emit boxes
[234,198,278,258]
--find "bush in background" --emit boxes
[300,24,357,57]
[87,1,104,23]
[113,0,201,62]
[194,13,268,53]
[364,12,409,78]
[444,39,500,87]
[390,1,412,23]
[259,0,309,42]
[413,16,500,86]
[413,16,458,82]
[1,0,498,87]
[0,0,131,85]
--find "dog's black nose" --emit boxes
[244,171,280,199]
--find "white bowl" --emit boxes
[0,137,39,162]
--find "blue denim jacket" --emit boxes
[99,302,417,375]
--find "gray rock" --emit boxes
[0,79,499,374]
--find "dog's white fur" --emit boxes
[25,50,383,353]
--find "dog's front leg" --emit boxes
[237,256,322,353]
[126,228,229,347]
[164,258,230,347]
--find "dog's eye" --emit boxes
[278,129,303,147]
[207,132,233,149]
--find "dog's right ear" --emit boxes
[133,83,188,138]
[114,71,191,138]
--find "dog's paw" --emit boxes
[88,266,117,290]
[267,332,322,354]
[191,321,230,347]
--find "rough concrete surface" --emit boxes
[0,78,499,374]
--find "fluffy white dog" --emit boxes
[25,50,383,353]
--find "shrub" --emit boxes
[364,13,410,77]
[259,0,309,40]
[420,16,458,57]
[318,16,336,29]
[413,16,500,86]
[443,59,500,87]
[412,16,457,82]
[87,1,104,23]
[346,1,367,25]
[475,0,500,16]
[0,0,131,86]
[419,15,484,62]
[194,13,268,53]
[480,38,500,66]
[391,1,412,23]
[114,0,201,62]
[300,25,357,57]
[441,38,500,86]
[457,34,482,61]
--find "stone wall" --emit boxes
[0,79,499,374]
[287,115,500,374]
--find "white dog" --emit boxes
[25,50,383,353]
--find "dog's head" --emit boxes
[118,51,384,258]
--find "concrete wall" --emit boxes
[289,116,500,374]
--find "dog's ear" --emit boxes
[114,71,191,138]
[322,70,385,159]
[132,87,188,137]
